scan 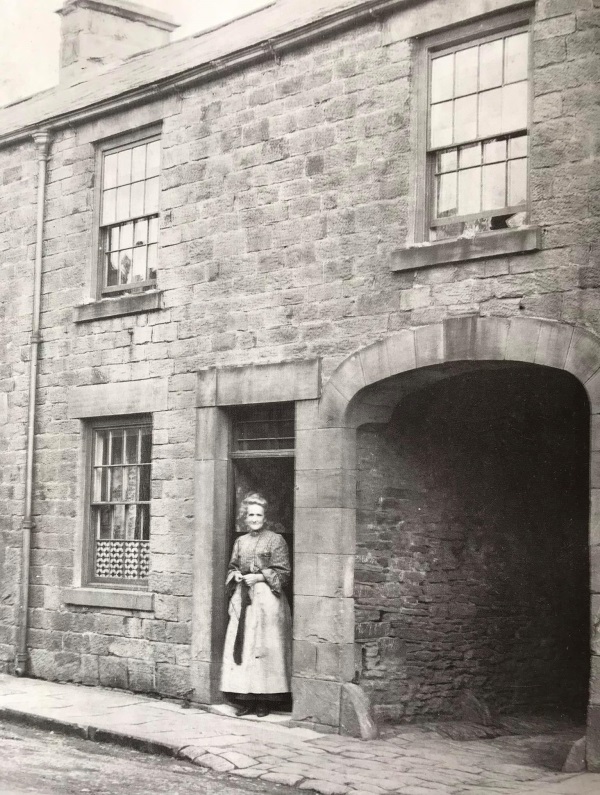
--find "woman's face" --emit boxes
[245,504,265,532]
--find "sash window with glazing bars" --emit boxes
[99,134,160,294]
[90,420,152,584]
[427,27,530,240]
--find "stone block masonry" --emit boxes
[0,0,597,737]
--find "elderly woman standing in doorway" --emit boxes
[221,492,292,717]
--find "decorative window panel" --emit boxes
[99,135,160,294]
[428,28,530,237]
[90,420,152,583]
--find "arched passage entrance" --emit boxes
[292,316,600,768]
[354,361,589,724]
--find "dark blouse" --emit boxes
[227,529,291,596]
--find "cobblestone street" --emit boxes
[0,675,597,795]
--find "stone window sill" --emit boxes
[391,227,542,272]
[62,587,154,611]
[74,290,163,323]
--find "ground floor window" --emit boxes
[87,416,152,585]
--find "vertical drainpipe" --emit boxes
[15,130,51,677]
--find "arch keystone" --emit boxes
[505,318,541,363]
[415,322,444,369]
[474,316,510,361]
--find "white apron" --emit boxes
[221,581,292,694]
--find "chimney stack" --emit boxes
[57,0,178,84]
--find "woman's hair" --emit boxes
[236,492,269,532]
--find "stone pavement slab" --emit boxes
[0,674,597,795]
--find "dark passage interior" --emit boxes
[355,364,590,725]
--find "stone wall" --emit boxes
[356,365,590,723]
[0,0,597,702]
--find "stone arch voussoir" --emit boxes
[320,316,600,426]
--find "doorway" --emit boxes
[227,403,295,712]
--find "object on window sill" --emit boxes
[391,225,542,272]
[432,211,527,241]
[74,289,163,323]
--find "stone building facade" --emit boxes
[0,0,599,765]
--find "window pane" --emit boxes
[148,217,159,243]
[102,189,116,225]
[437,149,457,173]
[131,145,146,182]
[453,94,477,144]
[505,32,528,84]
[509,134,528,159]
[132,246,146,282]
[137,504,150,541]
[430,101,453,147]
[117,148,132,186]
[120,221,133,250]
[134,218,148,246]
[131,181,145,218]
[478,88,503,137]
[101,468,108,502]
[107,226,119,252]
[479,39,503,90]
[125,505,137,540]
[141,430,152,463]
[436,172,457,217]
[124,467,138,501]
[147,244,158,281]
[93,467,103,502]
[458,167,481,215]
[508,158,527,205]
[484,138,507,163]
[113,505,125,539]
[146,141,160,178]
[98,506,112,539]
[126,430,139,464]
[459,143,481,169]
[94,430,108,466]
[139,464,151,502]
[110,467,123,501]
[111,431,123,465]
[455,46,478,97]
[431,54,454,103]
[107,253,119,286]
[145,176,160,214]
[119,250,133,284]
[104,153,118,190]
[116,185,130,222]
[482,162,507,210]
[502,81,528,133]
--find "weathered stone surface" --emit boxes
[67,378,169,418]
[292,677,342,727]
[563,736,587,772]
[339,683,378,740]
[0,0,598,741]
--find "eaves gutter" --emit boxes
[0,0,418,150]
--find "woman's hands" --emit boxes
[232,571,265,586]
[241,573,264,586]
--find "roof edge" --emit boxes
[1,0,414,149]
